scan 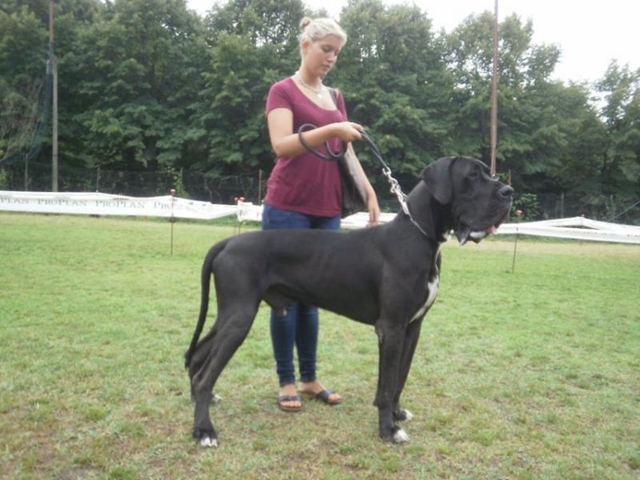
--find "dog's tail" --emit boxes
[184,241,227,369]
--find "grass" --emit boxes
[0,212,639,479]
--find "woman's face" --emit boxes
[302,35,344,78]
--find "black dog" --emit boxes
[185,156,513,447]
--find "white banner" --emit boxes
[0,190,237,220]
[2,191,638,244]
[497,216,640,244]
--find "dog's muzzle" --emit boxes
[456,185,514,246]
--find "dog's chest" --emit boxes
[410,252,440,322]
[410,275,439,322]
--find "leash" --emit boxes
[355,130,430,238]
[297,124,429,238]
[298,124,345,161]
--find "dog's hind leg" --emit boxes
[189,303,259,447]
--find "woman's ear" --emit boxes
[300,38,312,55]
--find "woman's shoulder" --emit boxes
[270,76,296,94]
[266,76,298,112]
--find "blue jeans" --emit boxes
[261,203,341,387]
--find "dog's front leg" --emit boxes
[392,317,423,423]
[374,323,410,443]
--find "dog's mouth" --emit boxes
[455,210,510,246]
[455,225,497,246]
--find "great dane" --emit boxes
[185,156,514,447]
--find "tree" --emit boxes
[194,0,304,176]
[64,0,210,173]
[0,0,635,220]
[595,62,640,198]
[444,13,566,166]
[443,12,603,193]
[337,0,451,181]
[0,6,48,164]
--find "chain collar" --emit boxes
[383,168,430,238]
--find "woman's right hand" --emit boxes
[332,122,364,142]
[268,108,364,158]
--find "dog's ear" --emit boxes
[421,157,454,204]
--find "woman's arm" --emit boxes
[267,107,364,159]
[346,143,381,226]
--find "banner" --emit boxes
[496,216,640,244]
[0,190,237,220]
[2,191,638,244]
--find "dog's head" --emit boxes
[420,156,514,245]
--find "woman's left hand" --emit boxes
[366,191,381,227]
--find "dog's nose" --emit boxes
[499,185,514,198]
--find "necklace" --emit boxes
[295,72,324,98]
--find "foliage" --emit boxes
[0,0,638,221]
[0,166,8,188]
[337,0,451,178]
[63,0,210,170]
[595,62,640,198]
[511,192,540,221]
[0,5,48,162]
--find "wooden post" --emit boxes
[49,0,59,192]
[490,0,499,176]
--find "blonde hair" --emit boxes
[298,17,347,47]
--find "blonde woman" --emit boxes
[263,17,380,412]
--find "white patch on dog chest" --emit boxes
[424,276,439,309]
[410,248,441,323]
[410,275,439,322]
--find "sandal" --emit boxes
[277,394,303,412]
[303,389,342,406]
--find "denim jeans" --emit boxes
[261,203,341,387]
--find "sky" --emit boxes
[186,0,639,84]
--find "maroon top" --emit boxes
[265,77,348,217]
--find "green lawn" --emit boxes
[1,213,638,479]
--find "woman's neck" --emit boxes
[295,71,325,98]
[296,70,322,89]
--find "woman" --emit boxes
[263,16,380,412]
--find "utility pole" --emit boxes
[490,0,499,176]
[49,0,59,192]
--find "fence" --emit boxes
[0,161,265,205]
[3,190,639,244]
[1,161,638,225]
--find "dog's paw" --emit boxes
[199,436,218,448]
[193,426,219,448]
[393,428,410,443]
[393,408,414,422]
